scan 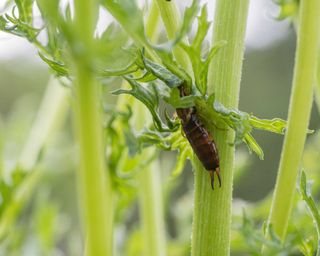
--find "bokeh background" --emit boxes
[1,0,319,255]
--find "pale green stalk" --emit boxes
[138,3,166,255]
[73,0,113,255]
[315,52,320,113]
[18,77,69,171]
[116,3,166,255]
[267,0,320,241]
[154,0,192,73]
[192,1,249,255]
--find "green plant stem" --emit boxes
[137,158,166,256]
[124,4,166,255]
[18,77,69,171]
[192,1,249,255]
[133,99,166,256]
[140,4,166,256]
[267,0,320,241]
[154,0,192,73]
[315,52,320,114]
[73,1,113,255]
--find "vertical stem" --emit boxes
[73,0,113,255]
[192,1,249,255]
[137,4,166,255]
[267,0,320,240]
[154,0,192,73]
[18,77,69,171]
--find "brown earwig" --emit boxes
[176,86,221,189]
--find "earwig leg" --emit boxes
[215,167,222,187]
[209,170,215,190]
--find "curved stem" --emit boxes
[267,0,320,240]
[192,1,249,255]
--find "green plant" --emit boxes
[1,0,320,255]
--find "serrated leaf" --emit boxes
[112,78,173,132]
[174,0,199,44]
[192,4,211,52]
[39,52,69,77]
[164,87,199,109]
[142,55,184,88]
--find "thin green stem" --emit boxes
[18,77,69,171]
[267,0,320,241]
[139,3,166,256]
[154,0,192,73]
[192,1,249,255]
[137,158,166,256]
[117,4,166,255]
[73,1,113,255]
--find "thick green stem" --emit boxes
[73,1,113,255]
[267,0,320,240]
[192,1,249,255]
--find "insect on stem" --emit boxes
[176,86,221,190]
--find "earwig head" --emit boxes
[176,108,192,123]
[209,167,221,190]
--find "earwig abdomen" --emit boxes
[179,108,221,189]
[176,86,221,189]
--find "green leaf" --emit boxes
[174,0,199,44]
[171,146,192,178]
[249,117,286,134]
[244,134,264,160]
[102,0,146,46]
[299,170,320,256]
[192,5,211,53]
[194,97,289,159]
[164,88,199,109]
[0,11,40,40]
[142,55,184,88]
[38,52,69,77]
[112,78,173,132]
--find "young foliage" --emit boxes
[113,49,288,160]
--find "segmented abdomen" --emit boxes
[183,114,219,171]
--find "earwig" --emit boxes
[176,86,221,189]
